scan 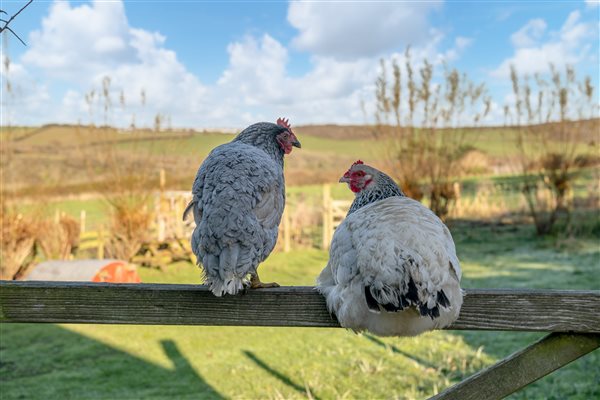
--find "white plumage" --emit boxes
[317,162,463,336]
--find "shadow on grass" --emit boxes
[243,350,320,400]
[0,324,223,400]
[362,334,437,369]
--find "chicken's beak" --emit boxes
[291,134,301,148]
[339,173,350,183]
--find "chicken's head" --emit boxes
[276,117,301,155]
[339,160,377,193]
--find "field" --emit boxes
[1,123,599,399]
[1,221,599,399]
[5,123,598,197]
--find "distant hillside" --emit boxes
[294,124,375,140]
[296,118,600,143]
[2,120,597,198]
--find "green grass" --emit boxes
[1,222,599,399]
[21,197,110,231]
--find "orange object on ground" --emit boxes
[24,260,141,283]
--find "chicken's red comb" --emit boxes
[352,160,364,167]
[277,117,292,131]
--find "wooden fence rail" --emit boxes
[1,281,598,400]
[1,282,598,332]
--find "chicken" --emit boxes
[184,118,301,296]
[317,161,463,336]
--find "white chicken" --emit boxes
[317,161,463,336]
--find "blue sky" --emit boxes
[1,0,598,128]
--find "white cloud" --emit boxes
[1,59,52,126]
[441,36,473,63]
[218,34,289,106]
[22,1,134,81]
[510,19,547,47]
[288,1,441,59]
[585,0,599,8]
[213,34,376,125]
[212,28,473,126]
[492,11,598,78]
[18,0,207,127]
[6,0,474,128]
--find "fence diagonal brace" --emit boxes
[429,332,600,400]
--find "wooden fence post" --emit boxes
[175,197,184,238]
[158,219,166,242]
[80,210,86,233]
[97,225,105,259]
[159,168,166,191]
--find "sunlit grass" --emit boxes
[2,221,599,399]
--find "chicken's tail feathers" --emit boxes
[207,276,248,297]
[183,200,195,222]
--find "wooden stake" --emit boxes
[80,210,86,233]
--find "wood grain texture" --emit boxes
[1,282,599,332]
[429,332,600,400]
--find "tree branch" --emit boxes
[0,0,33,46]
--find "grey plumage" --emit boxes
[185,122,298,296]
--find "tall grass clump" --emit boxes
[506,64,599,235]
[374,47,491,219]
[36,214,80,261]
[0,202,38,279]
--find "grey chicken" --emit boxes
[184,118,301,296]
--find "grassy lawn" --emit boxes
[1,222,599,399]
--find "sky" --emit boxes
[0,0,598,129]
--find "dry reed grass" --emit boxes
[36,214,80,261]
[0,203,38,279]
[507,64,598,234]
[104,199,154,261]
[374,47,492,220]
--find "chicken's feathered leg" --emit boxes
[250,273,279,289]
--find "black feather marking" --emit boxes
[381,302,402,312]
[366,285,408,313]
[364,286,380,312]
[398,295,410,309]
[437,290,450,308]
[419,304,441,319]
[404,277,419,303]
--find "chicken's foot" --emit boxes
[250,274,280,289]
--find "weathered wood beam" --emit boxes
[429,332,600,400]
[0,282,598,332]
